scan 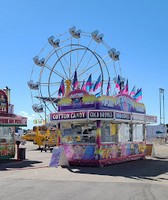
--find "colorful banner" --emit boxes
[100,94,146,114]
[57,89,146,114]
[62,144,96,160]
[49,147,69,167]
[49,147,62,167]
[58,89,98,111]
[60,142,146,162]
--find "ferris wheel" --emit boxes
[28,26,122,122]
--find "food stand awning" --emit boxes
[0,114,27,127]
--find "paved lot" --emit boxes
[0,142,168,200]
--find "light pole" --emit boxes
[159,88,165,124]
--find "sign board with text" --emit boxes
[88,110,114,120]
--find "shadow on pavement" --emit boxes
[67,158,168,181]
[0,160,42,171]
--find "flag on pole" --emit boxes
[90,83,94,92]
[95,92,101,98]
[72,70,79,90]
[106,77,111,96]
[133,88,142,101]
[58,78,65,97]
[93,75,102,91]
[116,75,120,89]
[123,79,129,94]
[130,85,136,96]
[85,74,92,92]
[81,80,86,90]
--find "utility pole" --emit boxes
[159,88,165,124]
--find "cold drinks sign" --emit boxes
[50,110,114,122]
[88,110,113,120]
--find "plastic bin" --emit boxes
[18,148,26,160]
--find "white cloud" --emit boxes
[18,110,39,120]
[18,111,40,129]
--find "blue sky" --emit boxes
[0,0,168,129]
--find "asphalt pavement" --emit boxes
[0,142,168,200]
[0,141,168,181]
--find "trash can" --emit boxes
[146,144,153,156]
[18,148,26,160]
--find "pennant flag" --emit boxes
[116,75,120,90]
[72,70,79,90]
[93,75,102,92]
[58,78,65,97]
[33,119,37,124]
[81,80,86,90]
[106,77,111,96]
[90,83,94,92]
[133,88,142,101]
[38,118,42,124]
[85,74,92,92]
[95,92,101,98]
[42,119,45,125]
[123,79,129,94]
[130,85,136,96]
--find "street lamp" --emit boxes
[159,88,165,124]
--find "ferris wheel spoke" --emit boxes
[78,59,100,78]
[112,60,118,78]
[81,39,102,72]
[69,37,73,78]
[74,39,92,73]
[38,82,49,86]
[49,90,59,100]
[45,63,66,80]
[78,65,97,79]
[59,48,71,68]
[118,60,122,77]
[76,38,80,72]
[57,49,71,78]
[55,52,69,79]
[76,43,101,79]
[69,49,88,81]
[48,81,60,86]
[86,42,99,64]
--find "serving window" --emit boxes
[132,124,143,141]
[60,121,96,143]
[118,123,130,143]
[101,122,118,143]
